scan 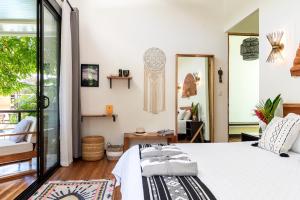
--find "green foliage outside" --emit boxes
[0,36,37,123]
[0,36,37,96]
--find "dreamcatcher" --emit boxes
[143,47,166,114]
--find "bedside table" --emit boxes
[186,121,204,142]
[123,132,176,151]
[241,132,260,142]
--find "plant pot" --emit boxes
[192,115,198,121]
[258,120,267,133]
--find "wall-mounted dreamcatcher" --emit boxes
[143,47,166,114]
[266,31,284,63]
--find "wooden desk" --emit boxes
[123,132,176,151]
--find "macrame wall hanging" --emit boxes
[143,47,166,114]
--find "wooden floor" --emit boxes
[0,158,121,200]
[0,175,36,200]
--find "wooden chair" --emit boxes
[0,117,37,182]
[0,116,37,165]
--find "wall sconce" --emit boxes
[290,44,300,77]
[266,31,284,63]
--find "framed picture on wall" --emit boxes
[81,64,99,87]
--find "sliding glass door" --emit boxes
[38,0,61,175]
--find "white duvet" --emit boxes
[112,142,300,200]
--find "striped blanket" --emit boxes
[139,144,217,200]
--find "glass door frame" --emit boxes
[16,0,61,199]
[38,0,61,177]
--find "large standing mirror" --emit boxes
[176,54,214,142]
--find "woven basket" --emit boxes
[106,144,123,161]
[82,136,104,161]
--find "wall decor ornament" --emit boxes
[240,37,259,61]
[290,44,300,77]
[266,31,284,63]
[143,47,166,114]
[182,73,197,98]
[81,64,99,87]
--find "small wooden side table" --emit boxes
[123,132,176,151]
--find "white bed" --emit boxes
[113,142,300,200]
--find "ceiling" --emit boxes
[0,0,36,21]
[0,0,36,35]
[228,10,259,34]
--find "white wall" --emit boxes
[224,0,260,32]
[229,35,259,123]
[259,0,300,102]
[225,0,300,103]
[177,57,210,139]
[71,0,228,144]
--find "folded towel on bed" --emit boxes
[140,145,198,177]
[141,145,183,158]
[140,152,198,177]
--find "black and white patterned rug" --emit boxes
[30,179,115,200]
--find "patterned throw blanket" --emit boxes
[139,144,217,200]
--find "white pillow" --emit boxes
[258,117,300,154]
[9,119,32,143]
[285,113,300,153]
[183,110,192,120]
[177,110,186,120]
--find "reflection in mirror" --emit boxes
[176,55,214,143]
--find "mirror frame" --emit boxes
[175,54,215,142]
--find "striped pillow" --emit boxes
[258,117,300,155]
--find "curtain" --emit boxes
[60,1,73,166]
[71,8,81,158]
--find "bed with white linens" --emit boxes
[113,142,300,200]
[113,104,300,200]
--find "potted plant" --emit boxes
[191,102,199,121]
[254,94,281,133]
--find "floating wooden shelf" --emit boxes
[107,76,132,89]
[81,114,118,122]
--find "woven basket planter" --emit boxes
[106,144,123,161]
[82,136,104,161]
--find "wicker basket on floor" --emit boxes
[82,136,104,161]
[106,144,123,161]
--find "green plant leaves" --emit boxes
[254,94,282,124]
[0,36,37,96]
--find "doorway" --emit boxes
[227,10,260,142]
[0,0,61,198]
[228,34,259,141]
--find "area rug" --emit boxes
[30,179,115,200]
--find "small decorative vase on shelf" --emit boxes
[106,105,113,116]
[118,69,123,77]
[123,70,130,77]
